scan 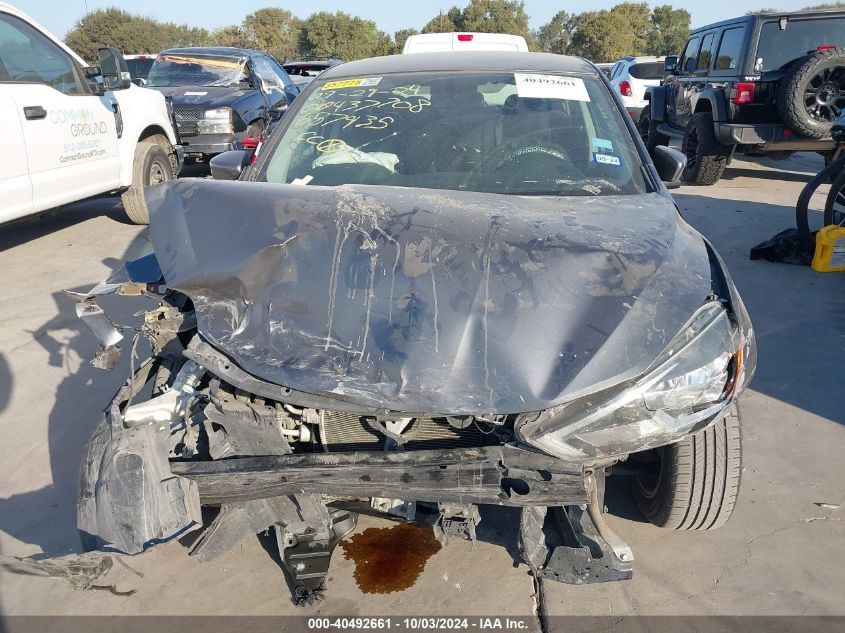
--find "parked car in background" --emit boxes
[402,32,529,53]
[124,53,155,86]
[642,9,844,185]
[146,47,299,161]
[595,62,614,77]
[0,2,182,225]
[282,58,342,87]
[608,56,665,119]
[75,52,755,605]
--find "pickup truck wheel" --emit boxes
[121,141,174,225]
[638,107,669,155]
[779,48,845,139]
[824,168,845,226]
[632,406,742,530]
[681,112,730,185]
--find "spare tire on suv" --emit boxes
[778,47,845,139]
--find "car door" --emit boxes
[688,32,718,114]
[252,55,289,115]
[671,35,702,129]
[0,88,32,222]
[0,11,120,214]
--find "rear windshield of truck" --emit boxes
[755,17,845,71]
[629,62,664,80]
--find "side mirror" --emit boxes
[131,77,147,87]
[664,55,679,74]
[652,145,686,189]
[98,47,132,90]
[209,150,249,181]
[269,93,289,121]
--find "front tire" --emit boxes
[121,141,174,225]
[824,167,845,226]
[639,106,669,156]
[681,112,731,185]
[632,406,742,530]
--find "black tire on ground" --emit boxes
[824,167,845,226]
[121,141,174,225]
[681,112,731,185]
[639,106,669,155]
[632,406,742,530]
[778,48,845,139]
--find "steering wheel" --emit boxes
[461,141,571,189]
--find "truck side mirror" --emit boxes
[98,47,132,90]
[210,150,249,180]
[664,55,679,75]
[652,145,686,189]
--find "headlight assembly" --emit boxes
[198,107,233,134]
[517,301,752,463]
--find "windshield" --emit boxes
[125,58,154,80]
[260,71,647,196]
[147,53,249,88]
[756,18,845,71]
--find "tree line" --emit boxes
[66,1,695,64]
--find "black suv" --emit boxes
[641,10,845,185]
[147,47,300,160]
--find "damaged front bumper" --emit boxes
[77,349,636,599]
[77,358,203,554]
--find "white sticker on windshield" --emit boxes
[514,74,590,101]
[184,91,208,96]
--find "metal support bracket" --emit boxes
[434,503,481,543]
[276,507,357,605]
[518,474,632,585]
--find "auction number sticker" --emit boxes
[323,77,383,90]
[514,73,590,101]
[593,152,622,166]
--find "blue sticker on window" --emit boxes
[592,138,614,151]
[593,152,622,166]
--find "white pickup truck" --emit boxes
[0,2,182,225]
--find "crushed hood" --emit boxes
[146,180,713,415]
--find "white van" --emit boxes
[402,32,529,54]
[0,2,182,225]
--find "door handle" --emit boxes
[23,105,47,120]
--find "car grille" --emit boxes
[173,107,201,137]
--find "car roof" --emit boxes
[621,56,664,63]
[691,9,845,34]
[320,52,597,79]
[160,47,259,58]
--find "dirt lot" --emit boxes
[1,154,843,619]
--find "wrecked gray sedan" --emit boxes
[73,53,756,601]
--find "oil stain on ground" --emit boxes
[339,523,442,593]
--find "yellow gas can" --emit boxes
[812,225,845,272]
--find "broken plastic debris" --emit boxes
[814,502,841,509]
[0,552,113,591]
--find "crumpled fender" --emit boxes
[77,359,201,554]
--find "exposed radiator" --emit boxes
[319,411,488,452]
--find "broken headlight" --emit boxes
[517,301,751,463]
[198,107,234,134]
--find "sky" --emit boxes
[18,0,813,40]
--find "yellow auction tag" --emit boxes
[322,77,382,90]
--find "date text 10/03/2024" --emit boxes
[307,617,531,630]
